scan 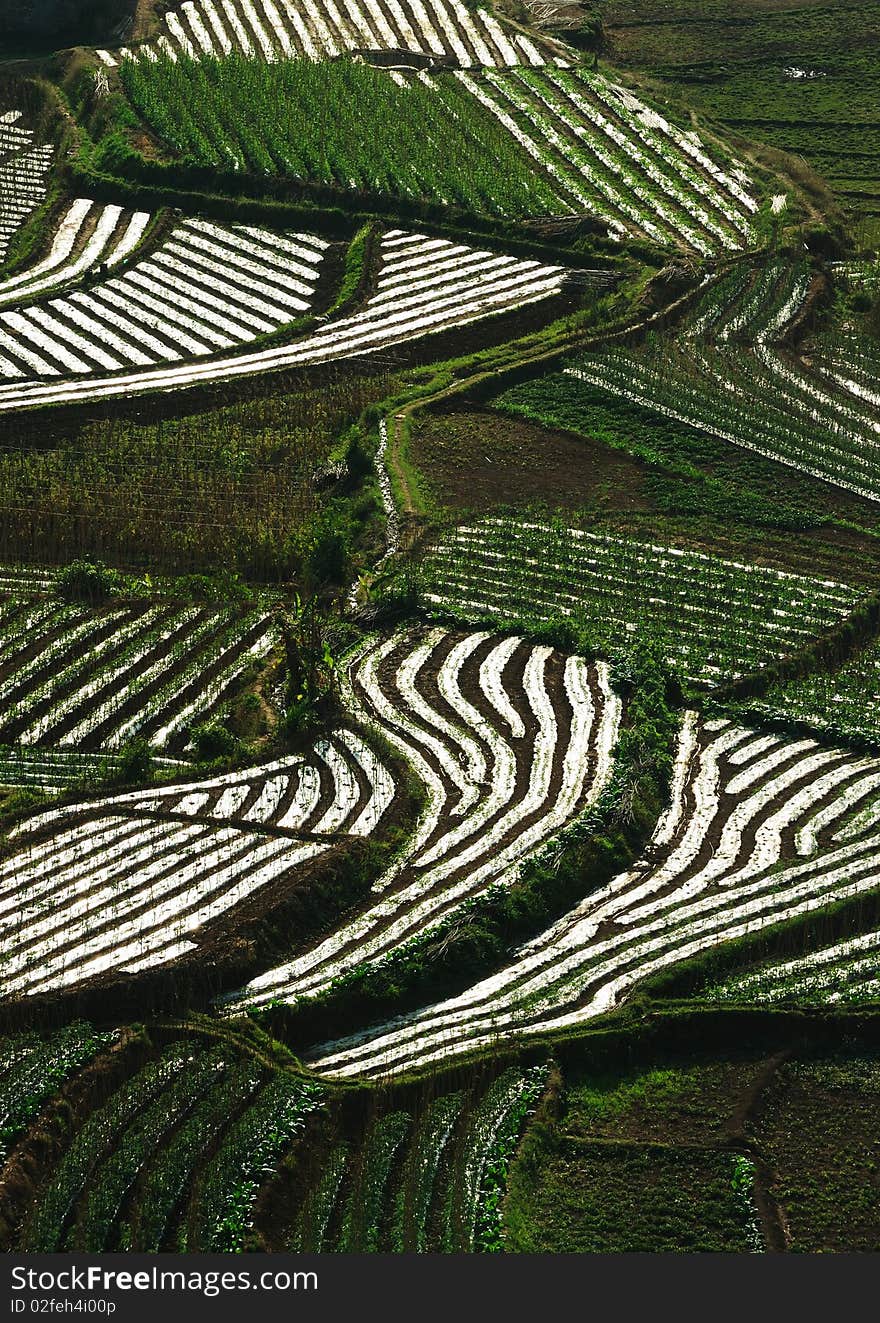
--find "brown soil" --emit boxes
[410,406,652,515]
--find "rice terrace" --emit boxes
[0,0,879,1260]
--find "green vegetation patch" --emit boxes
[504,1135,754,1252]
[749,1054,880,1251]
[0,374,395,580]
[118,55,564,217]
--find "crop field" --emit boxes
[307,713,880,1076]
[454,67,758,250]
[121,56,565,217]
[1,723,396,994]
[10,1036,326,1251]
[120,56,759,250]
[502,1045,880,1252]
[0,217,329,383]
[417,516,863,683]
[0,373,396,575]
[0,229,576,412]
[0,1032,550,1252]
[0,111,53,267]
[224,623,619,1010]
[5,1032,880,1253]
[97,0,549,69]
[0,199,153,309]
[286,1065,546,1251]
[597,0,880,220]
[0,578,276,753]
[704,931,880,1006]
[745,639,880,746]
[567,257,880,502]
[0,0,878,1260]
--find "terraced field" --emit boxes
[13,1038,326,1252]
[0,229,575,412]
[0,199,153,309]
[287,1065,546,1251]
[0,0,878,1260]
[597,0,880,224]
[305,713,880,1076]
[419,517,863,683]
[454,67,758,249]
[120,54,758,249]
[0,218,328,383]
[226,624,619,1009]
[1,725,395,995]
[705,931,880,1005]
[569,257,880,501]
[98,0,550,68]
[747,642,880,746]
[0,581,276,752]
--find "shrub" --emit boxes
[190,721,240,761]
[306,521,350,587]
[56,559,119,604]
[113,739,153,786]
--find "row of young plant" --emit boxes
[0,1021,114,1161]
[0,112,53,266]
[0,199,152,310]
[0,214,328,383]
[289,1065,545,1251]
[120,56,563,218]
[417,515,862,685]
[743,638,880,748]
[455,66,757,252]
[567,257,880,502]
[0,373,392,579]
[0,717,397,996]
[10,1035,326,1252]
[0,745,122,793]
[0,588,276,752]
[703,928,880,1007]
[116,49,758,254]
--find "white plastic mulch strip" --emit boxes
[1,725,396,993]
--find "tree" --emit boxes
[279,596,337,734]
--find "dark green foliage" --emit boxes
[638,887,880,1005]
[869,292,880,341]
[0,1023,111,1161]
[190,721,240,762]
[305,518,350,588]
[279,595,337,734]
[329,224,374,316]
[55,560,120,604]
[111,739,153,786]
[119,55,563,217]
[127,1060,262,1251]
[504,1136,753,1251]
[344,429,374,484]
